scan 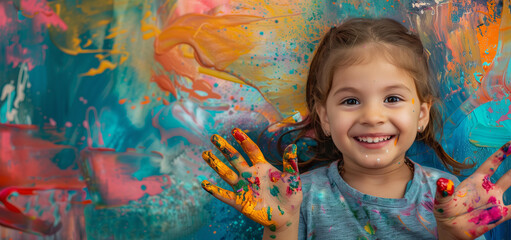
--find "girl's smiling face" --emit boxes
[317,54,431,170]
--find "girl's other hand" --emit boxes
[201,128,303,232]
[434,141,511,239]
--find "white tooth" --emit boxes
[367,138,373,143]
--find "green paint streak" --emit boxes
[241,172,252,178]
[270,185,280,197]
[267,207,272,220]
[278,205,285,215]
[437,208,444,213]
[289,176,299,189]
[270,235,276,239]
[234,179,250,193]
[286,221,292,226]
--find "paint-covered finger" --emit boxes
[210,134,250,171]
[474,141,511,176]
[434,178,455,208]
[201,180,236,206]
[283,144,299,175]
[495,168,511,191]
[202,151,238,185]
[231,128,267,165]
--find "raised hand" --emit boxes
[434,141,511,239]
[201,128,302,233]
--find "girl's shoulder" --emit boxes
[299,160,338,188]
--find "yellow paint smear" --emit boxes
[141,11,161,40]
[106,29,127,39]
[202,151,237,183]
[81,60,117,76]
[198,66,245,85]
[234,192,275,226]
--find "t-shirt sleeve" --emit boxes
[298,209,306,240]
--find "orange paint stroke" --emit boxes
[119,99,127,104]
[417,213,434,235]
[141,96,151,105]
[457,191,467,198]
[155,14,263,70]
[153,13,283,119]
[151,71,177,98]
[397,215,410,231]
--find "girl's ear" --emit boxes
[316,104,331,136]
[418,101,432,130]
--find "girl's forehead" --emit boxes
[331,55,418,92]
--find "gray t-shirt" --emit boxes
[298,160,486,240]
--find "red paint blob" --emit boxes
[232,128,247,141]
[436,178,454,197]
[482,176,494,193]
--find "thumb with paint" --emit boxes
[434,177,455,206]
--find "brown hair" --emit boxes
[266,18,474,175]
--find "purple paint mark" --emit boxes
[482,176,494,193]
[421,200,434,212]
[468,206,503,225]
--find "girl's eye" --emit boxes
[385,96,402,103]
[341,98,359,105]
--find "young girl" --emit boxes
[200,18,511,240]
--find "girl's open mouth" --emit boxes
[353,135,397,149]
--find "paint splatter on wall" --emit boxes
[0,0,509,239]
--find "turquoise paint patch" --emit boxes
[241,172,252,178]
[270,185,280,197]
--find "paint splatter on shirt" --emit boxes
[298,160,486,240]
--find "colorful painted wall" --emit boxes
[0,0,510,239]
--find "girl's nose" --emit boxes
[359,102,386,126]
